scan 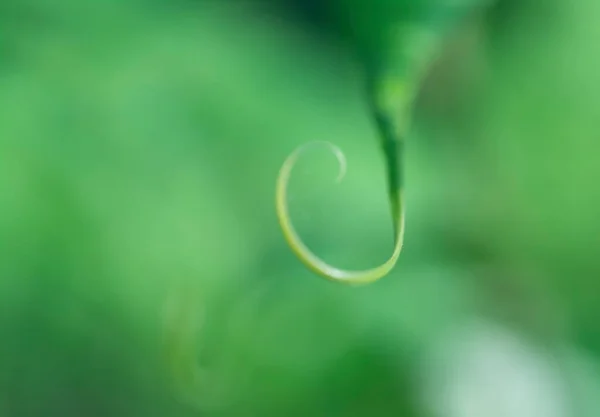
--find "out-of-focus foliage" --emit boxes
[1,1,600,416]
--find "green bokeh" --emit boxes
[1,1,600,416]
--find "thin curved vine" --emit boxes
[275,25,443,285]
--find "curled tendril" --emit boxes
[163,286,206,404]
[274,23,447,285]
[163,284,257,410]
[275,140,405,285]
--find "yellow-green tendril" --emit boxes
[275,22,446,285]
[275,138,405,286]
[274,75,409,285]
[162,286,205,402]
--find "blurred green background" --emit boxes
[1,1,600,416]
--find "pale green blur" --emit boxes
[1,1,600,416]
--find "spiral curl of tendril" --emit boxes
[275,140,405,285]
[273,21,451,285]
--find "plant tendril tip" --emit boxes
[275,140,404,285]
